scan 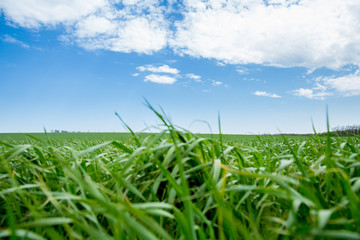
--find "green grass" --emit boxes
[0,132,307,144]
[1,110,360,239]
[0,132,133,142]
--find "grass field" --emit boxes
[0,132,306,144]
[1,110,360,239]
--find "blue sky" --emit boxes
[1,0,360,134]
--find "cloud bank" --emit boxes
[1,0,360,69]
[172,0,360,70]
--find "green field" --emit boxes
[0,132,134,142]
[1,117,360,239]
[0,132,306,144]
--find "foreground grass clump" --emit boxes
[1,121,360,239]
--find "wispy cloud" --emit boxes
[2,34,29,48]
[293,70,360,99]
[321,71,360,97]
[253,91,281,98]
[186,73,201,82]
[134,64,204,85]
[137,64,179,74]
[144,74,176,84]
[236,67,249,75]
[212,80,223,86]
[292,88,331,100]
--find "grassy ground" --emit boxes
[1,110,359,239]
[0,133,133,142]
[0,132,306,144]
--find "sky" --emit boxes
[0,0,360,134]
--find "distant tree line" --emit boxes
[331,125,360,136]
[276,125,360,137]
[50,130,82,133]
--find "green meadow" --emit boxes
[1,110,359,239]
[0,132,305,144]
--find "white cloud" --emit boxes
[319,71,360,97]
[266,0,300,7]
[212,80,223,86]
[293,70,360,99]
[75,15,116,38]
[171,0,360,70]
[236,67,249,75]
[136,65,202,84]
[186,73,200,79]
[254,91,281,98]
[0,0,106,28]
[292,88,331,100]
[74,16,168,54]
[0,0,168,54]
[216,61,226,67]
[186,73,201,82]
[144,74,177,84]
[137,64,179,74]
[1,0,360,70]
[1,34,29,48]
